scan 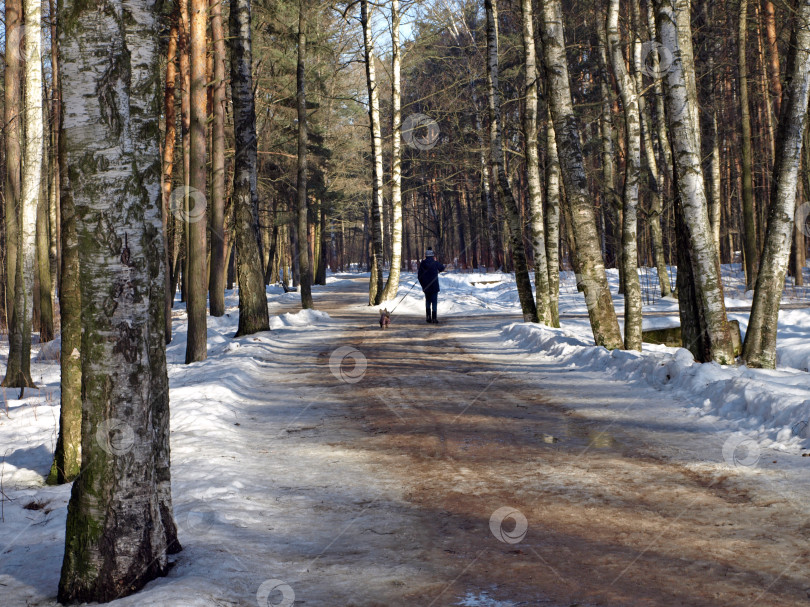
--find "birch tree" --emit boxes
[58,0,179,599]
[539,0,623,348]
[653,0,735,364]
[743,0,810,368]
[484,0,538,323]
[361,0,385,306]
[606,0,643,350]
[632,0,670,297]
[4,0,43,390]
[381,0,403,302]
[519,0,552,324]
[544,116,561,327]
[230,0,270,335]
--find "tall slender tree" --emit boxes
[484,0,538,323]
[230,0,270,335]
[48,5,82,486]
[544,115,561,327]
[653,0,735,364]
[185,0,208,363]
[360,0,385,306]
[58,0,179,599]
[2,0,22,351]
[4,0,44,390]
[209,0,227,316]
[381,0,403,302]
[162,4,179,342]
[297,0,313,308]
[606,0,643,350]
[739,0,759,289]
[743,0,810,368]
[539,0,623,348]
[36,181,54,342]
[520,0,551,324]
[632,0,670,297]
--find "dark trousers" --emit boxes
[425,291,438,320]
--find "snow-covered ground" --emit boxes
[1,264,809,605]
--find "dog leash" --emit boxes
[387,278,421,316]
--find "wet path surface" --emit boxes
[265,278,810,606]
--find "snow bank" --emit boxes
[35,337,61,362]
[503,322,810,452]
[269,308,332,329]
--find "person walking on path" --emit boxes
[418,248,445,324]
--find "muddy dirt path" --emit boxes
[278,279,810,607]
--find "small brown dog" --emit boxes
[379,308,391,329]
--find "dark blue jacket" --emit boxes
[418,258,445,294]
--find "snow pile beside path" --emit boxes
[36,337,62,362]
[503,322,810,452]
[269,308,332,329]
[769,309,810,372]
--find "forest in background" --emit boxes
[1,0,810,599]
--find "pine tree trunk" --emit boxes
[476,110,499,270]
[179,0,191,306]
[544,116,561,327]
[540,0,623,348]
[607,0,643,350]
[520,0,551,324]
[381,0,403,302]
[58,0,178,599]
[653,0,735,364]
[185,0,208,363]
[484,0,538,323]
[739,0,759,290]
[762,0,782,117]
[742,0,810,368]
[3,0,22,341]
[230,0,270,336]
[361,0,385,306]
[296,0,313,309]
[209,0,227,316]
[162,4,179,343]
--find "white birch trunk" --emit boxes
[485,0,538,322]
[653,0,735,363]
[20,0,44,376]
[58,0,177,599]
[382,0,403,301]
[607,0,643,350]
[545,116,561,327]
[361,0,385,305]
[540,0,623,348]
[520,0,552,324]
[743,0,810,368]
